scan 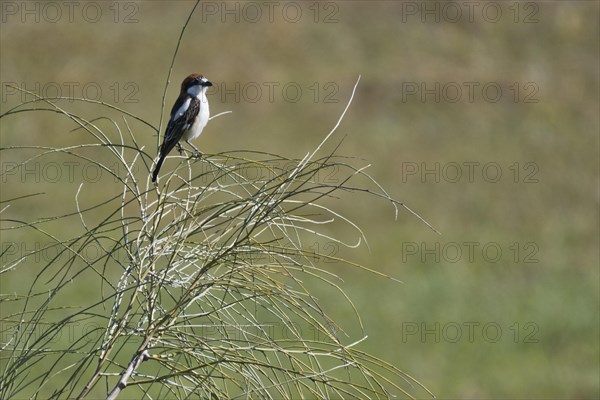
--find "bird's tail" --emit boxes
[152,156,165,182]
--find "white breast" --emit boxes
[182,91,210,141]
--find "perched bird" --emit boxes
[152,73,213,182]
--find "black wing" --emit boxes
[158,97,200,159]
[152,97,200,182]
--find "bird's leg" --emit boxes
[176,142,185,156]
[186,140,203,158]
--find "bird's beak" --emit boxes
[203,81,213,87]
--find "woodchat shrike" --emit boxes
[152,73,212,182]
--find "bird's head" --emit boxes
[182,73,212,97]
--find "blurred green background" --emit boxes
[1,1,598,398]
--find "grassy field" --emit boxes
[1,1,598,398]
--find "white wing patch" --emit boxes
[173,98,191,120]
